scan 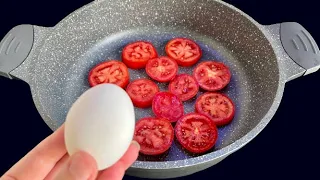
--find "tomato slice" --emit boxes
[175,113,218,154]
[193,61,231,91]
[195,92,235,126]
[168,74,199,102]
[133,117,174,155]
[145,56,178,82]
[88,60,129,88]
[152,92,184,123]
[165,38,202,67]
[126,79,160,108]
[122,41,158,69]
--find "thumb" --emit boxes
[54,151,98,180]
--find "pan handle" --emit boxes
[264,22,320,81]
[0,24,34,79]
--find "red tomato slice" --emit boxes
[195,92,235,126]
[193,61,231,91]
[165,38,202,67]
[126,79,160,108]
[168,74,199,101]
[146,56,178,82]
[152,92,184,123]
[134,117,174,155]
[175,113,218,154]
[122,41,158,69]
[88,60,129,88]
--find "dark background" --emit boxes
[0,0,319,179]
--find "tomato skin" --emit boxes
[88,60,129,88]
[133,117,174,155]
[145,56,178,83]
[122,41,158,69]
[165,38,202,67]
[175,113,218,154]
[126,79,160,108]
[193,61,231,91]
[195,92,235,127]
[168,74,199,102]
[152,92,184,123]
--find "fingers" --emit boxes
[44,154,69,180]
[53,151,98,180]
[97,141,140,180]
[0,124,140,180]
[1,125,67,180]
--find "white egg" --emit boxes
[64,83,135,170]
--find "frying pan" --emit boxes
[1,0,320,179]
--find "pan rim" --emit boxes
[32,0,285,169]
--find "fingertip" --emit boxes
[54,151,98,180]
[96,142,140,180]
[69,151,98,180]
[131,140,140,151]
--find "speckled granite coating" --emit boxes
[10,0,308,178]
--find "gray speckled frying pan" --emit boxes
[1,0,320,179]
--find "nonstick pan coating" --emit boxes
[3,0,319,178]
[33,0,279,138]
[31,0,279,165]
[73,27,277,163]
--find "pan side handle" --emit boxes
[264,22,320,82]
[0,25,34,79]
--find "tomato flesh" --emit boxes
[152,92,184,123]
[168,74,199,101]
[122,41,158,69]
[146,56,178,82]
[165,38,202,67]
[134,117,174,155]
[195,92,235,126]
[193,61,231,91]
[88,60,129,88]
[126,79,159,108]
[175,113,218,154]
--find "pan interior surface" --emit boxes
[34,0,279,163]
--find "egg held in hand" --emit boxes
[64,84,135,170]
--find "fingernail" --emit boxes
[132,140,140,150]
[69,152,92,180]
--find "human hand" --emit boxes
[0,124,140,180]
